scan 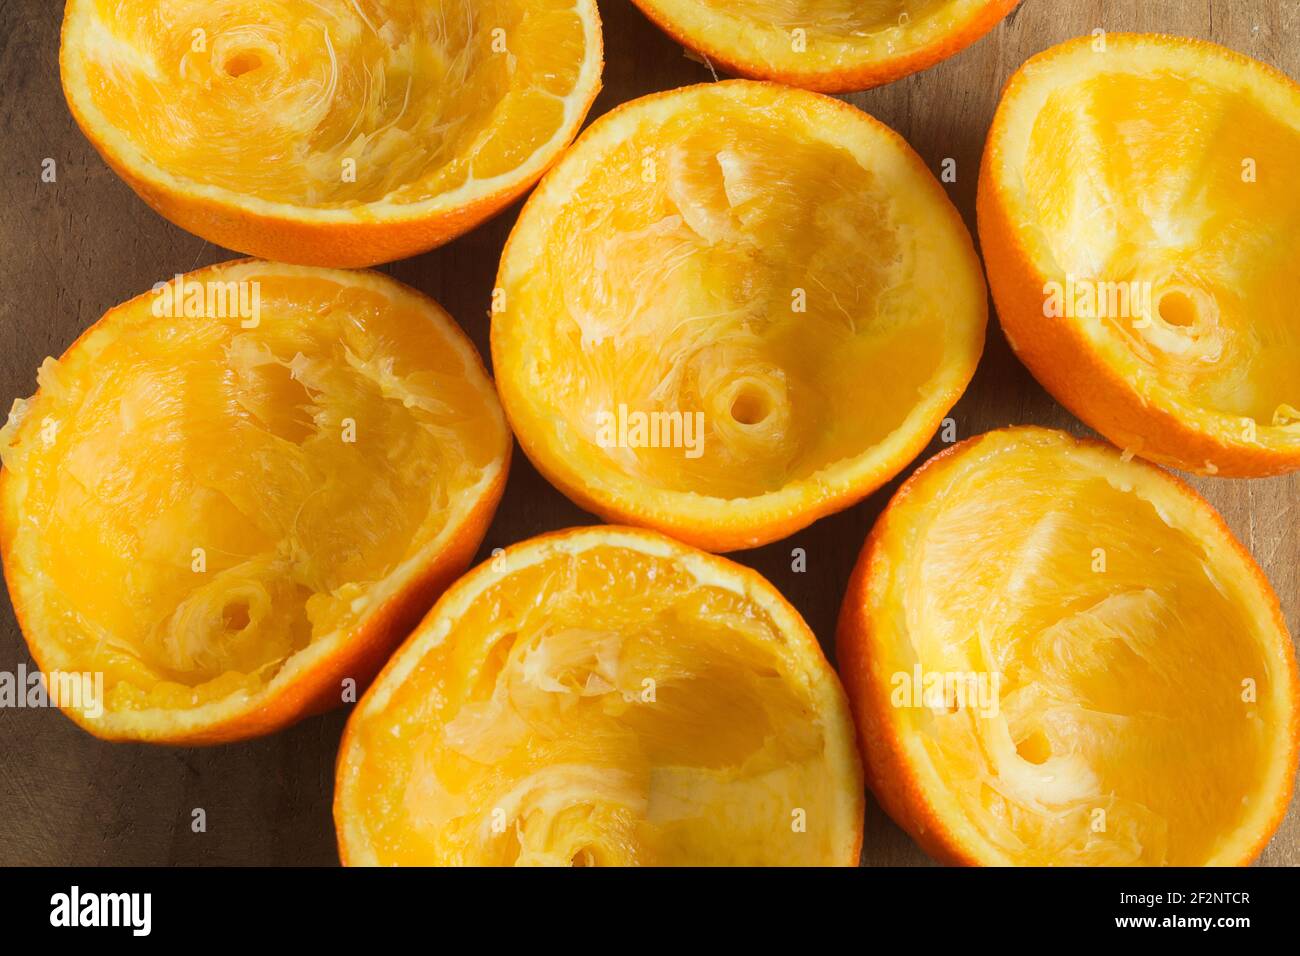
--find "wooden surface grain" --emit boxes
[0,0,1296,866]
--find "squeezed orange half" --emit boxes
[335,526,864,865]
[630,0,1019,92]
[494,81,986,551]
[0,261,510,743]
[838,427,1298,865]
[980,33,1300,475]
[60,0,603,266]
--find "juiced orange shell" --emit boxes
[630,0,1019,92]
[59,0,603,267]
[979,33,1300,475]
[837,427,1298,865]
[335,526,864,865]
[493,80,986,552]
[0,261,510,743]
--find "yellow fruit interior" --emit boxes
[502,89,964,499]
[707,0,949,40]
[1023,67,1300,433]
[638,0,982,69]
[70,0,590,205]
[0,268,503,714]
[345,543,849,865]
[892,433,1282,864]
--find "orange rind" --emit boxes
[493,80,986,552]
[837,426,1299,865]
[979,33,1300,476]
[60,0,603,267]
[335,525,864,866]
[0,260,510,743]
[630,0,1019,92]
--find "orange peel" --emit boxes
[494,80,986,551]
[335,525,864,865]
[979,33,1300,476]
[0,260,510,743]
[60,0,603,267]
[838,426,1298,865]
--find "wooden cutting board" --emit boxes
[0,0,1295,865]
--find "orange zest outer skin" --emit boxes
[977,33,1300,477]
[835,426,1300,865]
[629,0,1020,93]
[57,9,603,269]
[492,80,987,553]
[0,262,510,745]
[334,524,866,866]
